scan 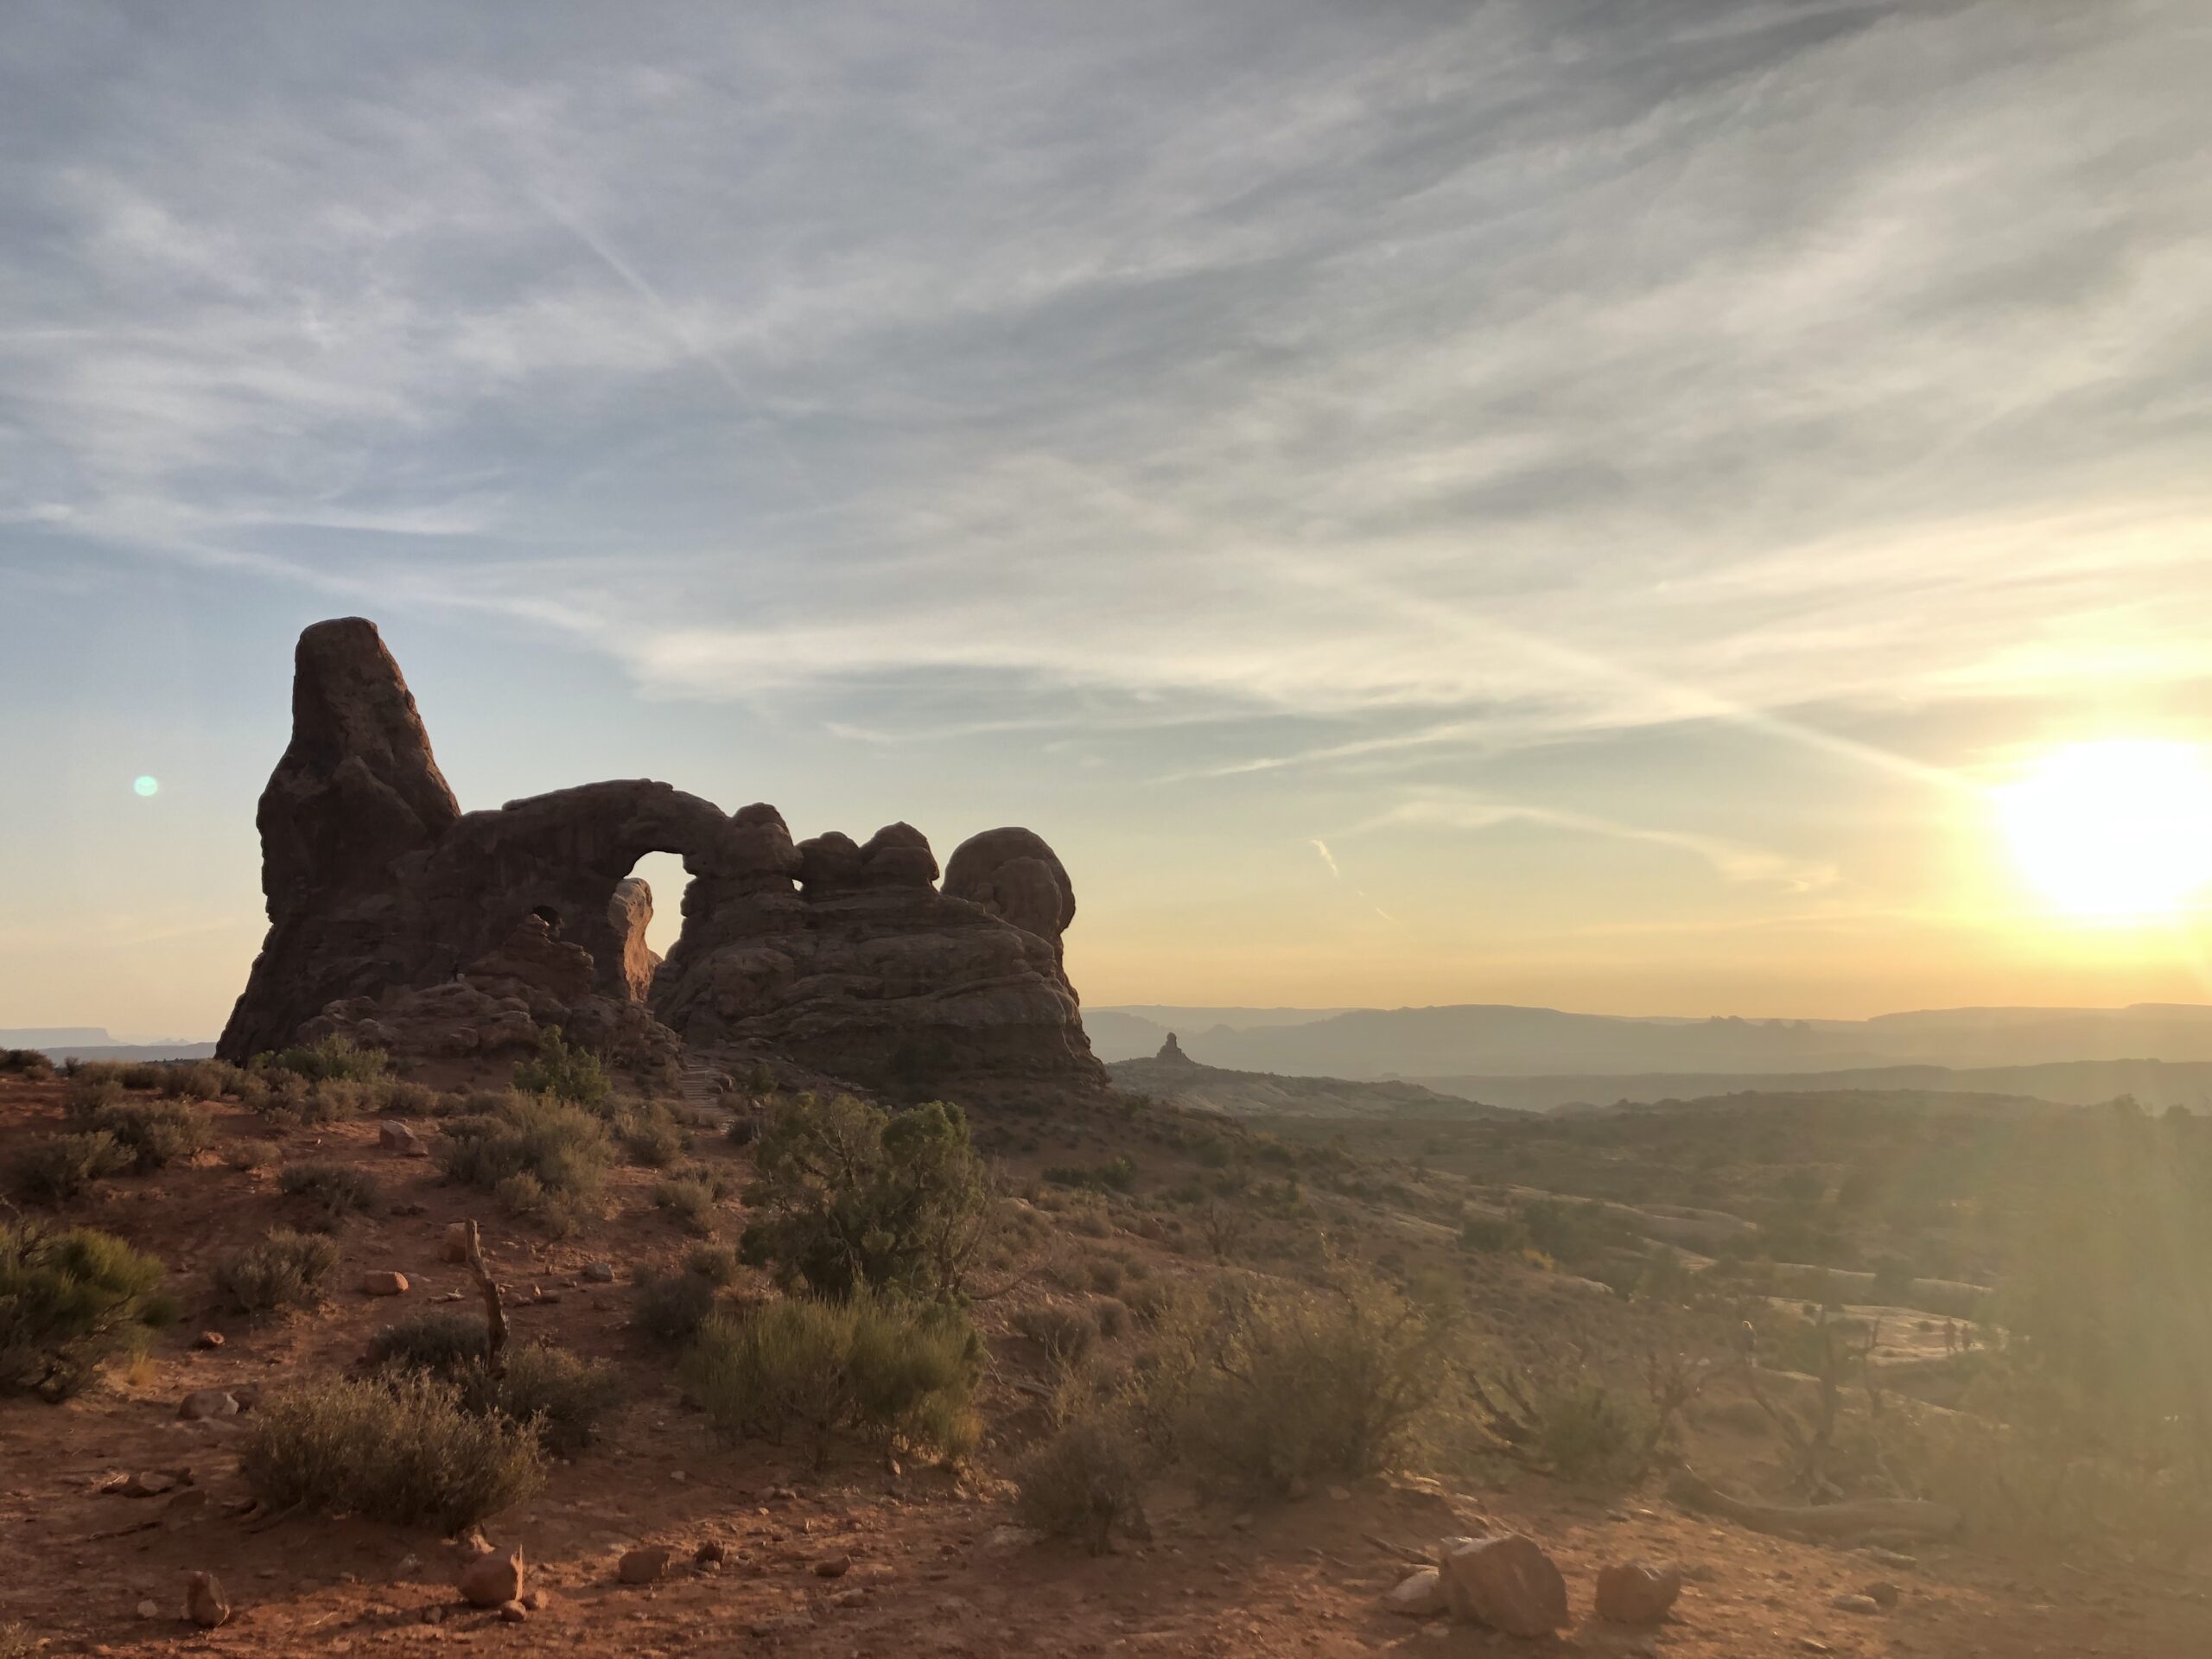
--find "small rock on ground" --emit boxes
[186,1571,231,1629]
[1595,1560,1683,1625]
[459,1548,524,1609]
[1382,1567,1448,1618]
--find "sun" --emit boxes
[1997,740,2212,918]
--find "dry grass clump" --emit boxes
[681,1293,981,1464]
[1176,1279,1451,1497]
[436,1093,613,1235]
[277,1161,380,1230]
[1011,1271,1450,1546]
[240,1370,546,1529]
[0,1221,175,1401]
[11,1131,131,1204]
[1014,1408,1157,1554]
[213,1229,340,1319]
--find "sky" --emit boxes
[3,0,2210,1039]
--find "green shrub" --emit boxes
[0,1220,175,1400]
[512,1027,610,1109]
[1179,1280,1449,1497]
[366,1316,622,1456]
[62,1058,166,1090]
[616,1103,687,1167]
[652,1169,732,1236]
[1014,1407,1156,1553]
[740,1094,991,1300]
[62,1094,211,1172]
[240,1370,545,1529]
[633,1268,725,1349]
[157,1059,245,1100]
[278,1161,380,1230]
[237,1069,304,1120]
[1,1047,54,1079]
[11,1131,131,1204]
[681,1293,981,1464]
[1459,1212,1528,1253]
[437,1093,613,1235]
[368,1310,491,1372]
[63,1074,123,1115]
[1045,1156,1137,1194]
[1014,1303,1097,1365]
[685,1242,744,1284]
[1530,1379,1656,1488]
[257,1036,391,1083]
[463,1343,624,1454]
[300,1078,372,1124]
[213,1229,340,1319]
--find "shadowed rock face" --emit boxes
[219,618,1103,1091]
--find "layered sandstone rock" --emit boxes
[651,810,1100,1088]
[219,618,1103,1091]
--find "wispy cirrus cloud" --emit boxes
[1351,795,1842,893]
[5,1,2210,1029]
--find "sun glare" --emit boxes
[1997,740,2212,919]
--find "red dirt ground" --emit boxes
[3,1075,2207,1657]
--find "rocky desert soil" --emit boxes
[3,1071,2208,1659]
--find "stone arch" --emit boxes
[420,779,755,1003]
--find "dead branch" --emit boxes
[1669,1466,1960,1541]
[461,1219,507,1376]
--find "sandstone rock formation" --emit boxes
[219,618,1103,1092]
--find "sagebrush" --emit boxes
[240,1370,546,1529]
[214,1229,340,1318]
[681,1293,981,1463]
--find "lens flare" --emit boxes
[133,775,159,798]
[1996,741,2212,918]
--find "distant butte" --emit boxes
[218,617,1105,1093]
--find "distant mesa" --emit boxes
[218,617,1104,1093]
[1109,1037,1510,1121]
